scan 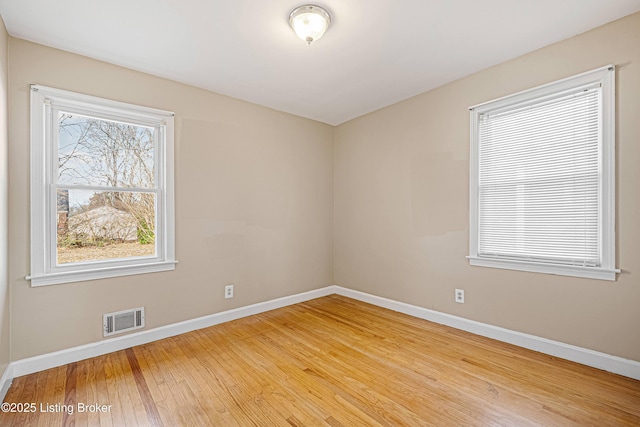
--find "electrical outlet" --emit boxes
[455,289,465,304]
[225,284,234,299]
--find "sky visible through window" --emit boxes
[56,112,157,264]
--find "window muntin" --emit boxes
[468,66,618,280]
[30,85,176,286]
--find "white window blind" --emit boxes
[468,65,618,281]
[478,86,600,266]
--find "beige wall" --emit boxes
[0,16,9,377]
[8,39,334,360]
[5,12,640,364]
[335,12,640,361]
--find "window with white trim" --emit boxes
[29,85,176,286]
[468,66,619,281]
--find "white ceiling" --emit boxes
[1,1,639,125]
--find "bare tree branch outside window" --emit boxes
[57,113,156,264]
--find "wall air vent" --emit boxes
[103,307,145,337]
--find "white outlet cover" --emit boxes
[225,285,234,298]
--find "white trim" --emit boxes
[467,256,619,281]
[332,286,640,380]
[600,66,616,273]
[31,84,174,124]
[9,286,334,378]
[468,65,614,111]
[5,285,639,386]
[0,364,13,402]
[28,260,178,287]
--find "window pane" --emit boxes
[58,112,155,188]
[477,89,600,266]
[57,189,156,264]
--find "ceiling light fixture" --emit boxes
[289,4,331,45]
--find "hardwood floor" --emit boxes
[2,295,639,426]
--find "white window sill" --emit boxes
[467,256,619,281]
[27,260,178,287]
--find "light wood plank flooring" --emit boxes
[2,295,639,426]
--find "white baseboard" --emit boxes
[9,286,334,379]
[332,286,640,380]
[0,364,13,402]
[3,284,639,393]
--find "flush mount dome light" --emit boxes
[289,4,331,45]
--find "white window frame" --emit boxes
[29,85,176,286]
[467,66,619,281]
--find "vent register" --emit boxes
[103,307,145,337]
